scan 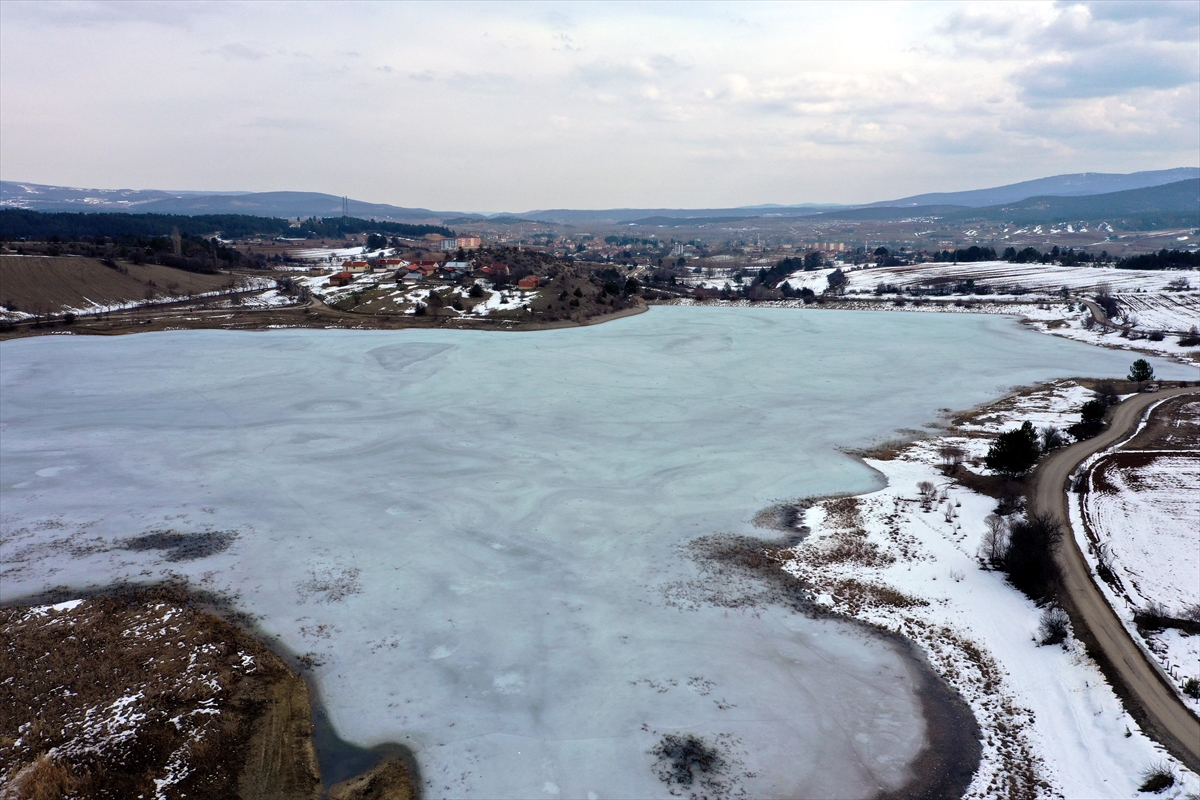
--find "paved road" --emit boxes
[1029,386,1200,770]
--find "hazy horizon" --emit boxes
[2,1,1197,213]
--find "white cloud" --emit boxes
[0,1,1195,210]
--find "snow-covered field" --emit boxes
[782,381,1199,798]
[1070,399,1200,710]
[1084,455,1200,614]
[1115,293,1200,333]
[841,260,1187,295]
[289,246,371,263]
[1,309,1194,797]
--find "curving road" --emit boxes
[1029,386,1200,771]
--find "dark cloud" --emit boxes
[1017,46,1197,104]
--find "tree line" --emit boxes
[0,209,452,242]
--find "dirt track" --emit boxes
[1030,386,1200,771]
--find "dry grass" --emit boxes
[856,439,911,461]
[0,589,316,799]
[0,255,233,315]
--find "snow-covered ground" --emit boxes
[781,380,1199,798]
[1083,455,1199,614]
[4,310,1192,797]
[780,268,836,293]
[1115,293,1200,333]
[289,246,370,263]
[1068,397,1200,709]
[842,260,1188,295]
[292,270,540,319]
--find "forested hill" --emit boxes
[0,209,453,241]
[808,179,1199,228]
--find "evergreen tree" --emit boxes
[1128,359,1155,383]
[985,421,1041,478]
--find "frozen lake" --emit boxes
[1,307,1192,797]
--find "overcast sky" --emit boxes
[1,1,1197,211]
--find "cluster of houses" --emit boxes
[327,259,541,290]
[437,235,482,251]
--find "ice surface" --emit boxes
[0,307,1192,797]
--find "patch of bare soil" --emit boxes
[0,587,415,800]
[1125,396,1200,450]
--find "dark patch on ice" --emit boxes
[665,533,813,613]
[652,733,725,789]
[650,732,750,798]
[120,530,237,562]
[368,342,453,372]
[751,497,815,537]
[296,565,362,604]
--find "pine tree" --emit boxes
[985,421,1041,478]
[1128,359,1155,383]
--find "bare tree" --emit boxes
[980,513,1009,566]
[938,444,966,473]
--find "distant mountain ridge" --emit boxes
[808,179,1200,225]
[870,168,1199,208]
[2,168,1196,223]
[0,182,448,221]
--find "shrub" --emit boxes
[1067,399,1108,441]
[938,444,966,472]
[1138,762,1175,793]
[1178,326,1200,347]
[1037,605,1070,645]
[1094,383,1120,407]
[1004,512,1063,600]
[1183,678,1200,699]
[1040,426,1066,451]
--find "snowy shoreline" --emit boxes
[772,379,1199,798]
